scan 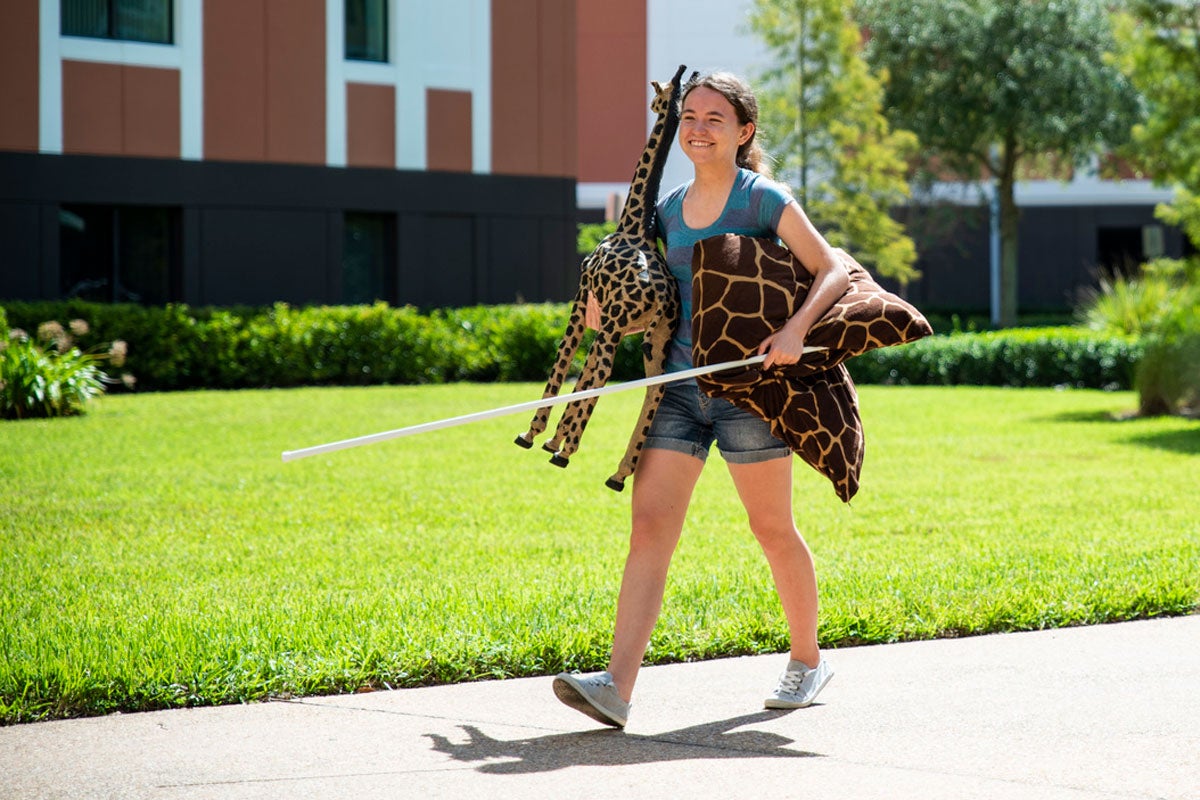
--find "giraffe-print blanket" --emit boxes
[691,233,933,502]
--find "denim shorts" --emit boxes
[644,381,791,464]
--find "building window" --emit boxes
[61,0,174,45]
[60,205,180,304]
[346,0,388,62]
[1096,226,1145,278]
[343,212,393,304]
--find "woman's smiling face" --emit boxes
[679,86,754,168]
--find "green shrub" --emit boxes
[847,327,1141,389]
[1076,257,1199,414]
[1134,282,1200,416]
[577,221,617,255]
[0,319,129,420]
[1077,268,1175,337]
[1,301,1140,392]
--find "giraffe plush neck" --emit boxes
[615,66,688,243]
[515,65,695,490]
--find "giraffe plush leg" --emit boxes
[605,314,674,490]
[516,297,588,449]
[546,326,620,467]
[606,383,666,491]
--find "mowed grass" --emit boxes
[1,382,1197,723]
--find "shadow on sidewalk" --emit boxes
[426,710,822,774]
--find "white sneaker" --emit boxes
[764,658,833,709]
[552,671,629,728]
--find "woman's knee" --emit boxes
[629,507,683,557]
[747,514,806,553]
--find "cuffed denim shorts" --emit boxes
[644,381,790,464]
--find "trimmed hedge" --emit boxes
[846,327,1142,389]
[1,301,1139,392]
[0,300,647,391]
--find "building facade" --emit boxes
[4,0,1193,315]
[1,0,579,308]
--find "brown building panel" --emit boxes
[0,0,39,151]
[204,0,267,161]
[265,0,325,165]
[491,0,576,177]
[576,0,645,183]
[490,0,540,175]
[123,67,180,158]
[426,89,473,173]
[347,83,395,169]
[537,0,576,177]
[62,60,124,156]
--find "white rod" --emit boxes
[281,350,823,462]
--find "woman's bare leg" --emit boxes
[607,447,705,701]
[727,456,821,667]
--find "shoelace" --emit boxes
[776,667,812,694]
[581,675,614,690]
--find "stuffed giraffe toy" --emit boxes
[515,64,694,491]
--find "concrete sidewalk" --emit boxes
[2,615,1197,800]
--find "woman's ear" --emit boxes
[738,122,755,146]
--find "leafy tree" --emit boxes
[1109,1,1200,416]
[1114,0,1200,249]
[860,0,1142,326]
[749,0,920,287]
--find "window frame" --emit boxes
[344,0,389,64]
[341,211,396,305]
[60,0,175,46]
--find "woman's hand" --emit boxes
[758,323,807,370]
[585,291,602,330]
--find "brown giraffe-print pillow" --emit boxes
[691,234,932,377]
[690,234,932,501]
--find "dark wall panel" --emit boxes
[1018,207,1089,311]
[486,216,540,303]
[892,204,989,312]
[401,215,475,308]
[0,203,41,297]
[0,152,581,307]
[199,209,329,305]
[898,202,1187,314]
[540,217,577,301]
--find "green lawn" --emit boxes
[1,382,1197,723]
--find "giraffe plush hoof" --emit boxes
[514,434,534,449]
[542,442,558,455]
[605,477,626,492]
[549,453,570,468]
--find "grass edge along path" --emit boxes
[1,383,1197,724]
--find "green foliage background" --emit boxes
[749,0,919,286]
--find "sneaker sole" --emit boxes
[552,676,626,728]
[763,669,833,710]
